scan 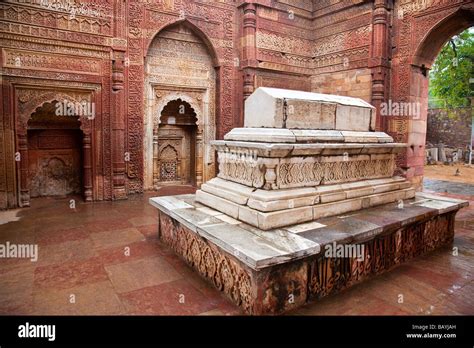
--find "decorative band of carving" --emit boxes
[278,158,395,187]
[218,161,265,188]
[159,213,255,314]
[217,154,395,189]
[309,212,455,299]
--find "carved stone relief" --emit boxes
[144,22,216,189]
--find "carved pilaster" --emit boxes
[196,131,204,187]
[369,0,391,132]
[242,2,257,68]
[153,128,159,189]
[83,133,93,202]
[242,2,257,101]
[111,51,127,199]
[17,133,29,207]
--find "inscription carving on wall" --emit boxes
[3,49,101,75]
[256,30,312,57]
[1,2,112,36]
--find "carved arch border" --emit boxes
[151,87,208,188]
[153,91,204,133]
[394,2,474,185]
[144,18,222,68]
[14,86,99,207]
[16,89,96,135]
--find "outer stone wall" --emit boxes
[427,107,472,150]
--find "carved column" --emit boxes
[153,127,159,189]
[241,2,257,99]
[17,132,29,207]
[111,50,127,200]
[196,131,203,186]
[83,133,93,202]
[369,0,391,131]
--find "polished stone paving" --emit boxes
[0,185,473,315]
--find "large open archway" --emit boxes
[398,4,474,186]
[144,20,217,190]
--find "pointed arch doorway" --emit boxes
[144,21,217,190]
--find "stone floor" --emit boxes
[424,178,474,196]
[0,183,473,315]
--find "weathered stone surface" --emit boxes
[244,87,375,130]
[335,104,373,131]
[224,129,394,144]
[195,190,240,219]
[201,178,255,205]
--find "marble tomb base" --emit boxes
[150,192,467,315]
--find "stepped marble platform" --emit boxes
[150,192,467,314]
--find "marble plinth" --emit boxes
[244,87,376,131]
[150,193,468,315]
[196,177,416,230]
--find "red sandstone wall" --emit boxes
[0,0,473,209]
[427,107,473,149]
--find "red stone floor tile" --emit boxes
[128,216,158,227]
[89,227,145,251]
[0,186,472,315]
[119,278,224,315]
[32,280,125,315]
[0,265,35,312]
[34,258,109,290]
[96,240,162,266]
[84,220,134,234]
[36,238,97,266]
[136,224,159,239]
[36,226,89,246]
[104,256,182,294]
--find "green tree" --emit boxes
[429,28,474,109]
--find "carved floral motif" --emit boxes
[159,213,255,313]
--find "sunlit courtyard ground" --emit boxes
[424,163,474,185]
[0,181,473,315]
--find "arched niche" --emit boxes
[144,20,217,189]
[153,99,199,187]
[15,90,96,206]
